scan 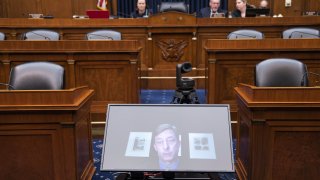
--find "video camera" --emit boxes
[176,62,195,90]
[171,62,199,104]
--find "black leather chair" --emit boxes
[227,29,264,39]
[86,30,121,40]
[255,58,308,87]
[0,32,5,40]
[158,2,189,13]
[8,62,64,90]
[282,27,319,39]
[23,29,60,40]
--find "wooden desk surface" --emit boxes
[0,40,141,52]
[235,83,320,105]
[205,39,320,51]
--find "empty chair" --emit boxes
[282,27,319,39]
[86,30,121,40]
[8,62,64,90]
[0,32,5,40]
[158,2,189,13]
[255,58,308,87]
[227,29,264,39]
[23,29,60,40]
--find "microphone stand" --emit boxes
[289,31,320,38]
[87,33,113,40]
[0,83,15,90]
[229,32,257,39]
[26,31,51,40]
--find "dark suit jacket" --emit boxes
[231,9,241,17]
[130,9,152,18]
[231,5,254,18]
[197,7,227,18]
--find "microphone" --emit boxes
[300,72,320,86]
[87,33,113,40]
[143,9,149,18]
[228,32,257,39]
[0,82,15,90]
[25,31,51,40]
[288,31,320,39]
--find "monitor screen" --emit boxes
[101,104,234,172]
[246,8,270,17]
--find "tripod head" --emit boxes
[176,62,195,90]
[171,62,200,104]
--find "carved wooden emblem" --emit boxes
[156,40,188,62]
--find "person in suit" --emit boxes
[198,0,227,18]
[231,0,253,18]
[130,0,151,18]
[153,124,181,171]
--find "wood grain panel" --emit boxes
[73,0,96,16]
[76,62,129,102]
[42,0,73,18]
[0,130,58,179]
[0,87,95,180]
[272,131,320,179]
[305,0,320,12]
[234,84,320,180]
[5,0,40,18]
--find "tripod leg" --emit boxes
[188,91,200,104]
[171,90,185,104]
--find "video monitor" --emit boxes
[246,8,270,17]
[101,104,234,173]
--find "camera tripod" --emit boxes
[170,88,200,104]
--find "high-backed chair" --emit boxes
[23,29,60,40]
[282,27,319,39]
[8,62,64,90]
[158,2,189,13]
[0,32,5,40]
[255,58,308,87]
[227,29,264,39]
[86,30,121,40]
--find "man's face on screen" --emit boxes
[154,129,180,163]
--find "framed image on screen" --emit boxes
[101,104,234,172]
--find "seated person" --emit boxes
[231,0,253,18]
[130,0,152,18]
[259,0,268,8]
[198,0,227,18]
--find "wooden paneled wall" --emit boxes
[0,0,319,18]
[0,0,115,18]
